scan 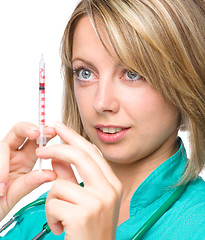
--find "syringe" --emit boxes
[37,54,47,171]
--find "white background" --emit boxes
[0,0,204,234]
[0,0,80,233]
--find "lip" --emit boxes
[95,125,130,143]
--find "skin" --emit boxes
[0,16,180,240]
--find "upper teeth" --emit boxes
[100,127,123,133]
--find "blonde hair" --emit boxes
[61,0,205,183]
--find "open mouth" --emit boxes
[96,127,130,143]
[99,127,125,134]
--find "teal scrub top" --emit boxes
[1,139,205,239]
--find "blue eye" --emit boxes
[73,67,95,82]
[125,71,141,81]
[80,69,92,80]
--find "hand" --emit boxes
[0,122,57,220]
[36,122,123,240]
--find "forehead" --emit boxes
[73,17,100,50]
[72,16,118,62]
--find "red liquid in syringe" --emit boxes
[39,55,45,130]
[38,54,47,171]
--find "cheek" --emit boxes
[125,87,179,132]
[74,86,93,123]
[146,91,179,124]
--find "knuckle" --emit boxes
[107,190,118,206]
[13,121,23,128]
[115,181,123,198]
[15,121,37,133]
[79,198,103,224]
[45,198,56,213]
[90,144,101,154]
[51,180,62,193]
[97,185,116,208]
[80,208,90,221]
[77,150,90,162]
[105,184,122,206]
[91,197,103,213]
[13,121,27,130]
[51,181,58,192]
[81,205,99,224]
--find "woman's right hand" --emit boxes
[0,122,57,221]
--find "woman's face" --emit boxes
[72,17,180,165]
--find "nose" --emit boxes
[93,79,119,114]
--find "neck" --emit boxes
[108,136,179,225]
[109,159,155,202]
[110,160,152,225]
[111,135,179,193]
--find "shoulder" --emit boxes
[175,177,205,235]
[185,177,205,203]
[155,178,205,239]
[181,177,205,214]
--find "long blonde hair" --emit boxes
[61,0,205,183]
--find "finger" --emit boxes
[52,158,77,183]
[36,144,106,187]
[46,198,101,238]
[7,170,56,207]
[44,125,57,137]
[54,122,121,188]
[5,126,57,171]
[47,180,89,205]
[19,126,57,161]
[45,199,76,235]
[3,122,40,151]
[45,198,81,235]
[0,142,10,195]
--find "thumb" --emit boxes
[24,169,57,188]
[8,170,56,205]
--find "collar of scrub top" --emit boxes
[129,138,187,217]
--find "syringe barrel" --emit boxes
[39,55,45,129]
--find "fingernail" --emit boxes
[45,126,55,131]
[30,126,39,135]
[0,183,6,196]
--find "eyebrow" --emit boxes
[72,57,95,68]
[72,57,123,70]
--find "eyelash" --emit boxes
[72,66,143,83]
[72,66,96,83]
[121,69,143,82]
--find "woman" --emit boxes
[0,0,205,239]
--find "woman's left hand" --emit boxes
[36,122,122,240]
